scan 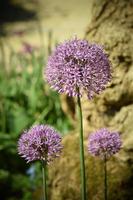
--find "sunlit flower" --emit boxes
[88,128,122,158]
[18,125,63,164]
[45,38,111,99]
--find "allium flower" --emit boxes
[18,125,63,164]
[88,128,122,158]
[45,38,111,99]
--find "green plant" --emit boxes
[0,44,72,200]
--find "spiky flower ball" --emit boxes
[18,125,63,164]
[45,38,111,99]
[88,128,122,158]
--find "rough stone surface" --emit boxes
[49,0,133,199]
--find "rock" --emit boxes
[49,0,133,199]
[49,134,133,200]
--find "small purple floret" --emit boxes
[88,128,122,158]
[18,125,63,164]
[45,38,111,99]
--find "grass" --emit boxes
[0,38,72,200]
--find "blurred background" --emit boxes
[0,0,133,200]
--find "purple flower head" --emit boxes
[45,38,111,99]
[18,125,63,164]
[88,128,122,159]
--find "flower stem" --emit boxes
[77,95,86,200]
[42,160,48,200]
[104,156,107,200]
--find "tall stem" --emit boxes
[42,161,48,200]
[104,155,107,200]
[77,95,86,200]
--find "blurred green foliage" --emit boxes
[0,44,72,200]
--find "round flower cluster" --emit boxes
[45,38,111,99]
[18,125,63,164]
[88,128,122,158]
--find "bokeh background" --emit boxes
[0,0,133,200]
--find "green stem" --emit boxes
[104,156,107,200]
[42,161,48,200]
[77,95,86,200]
